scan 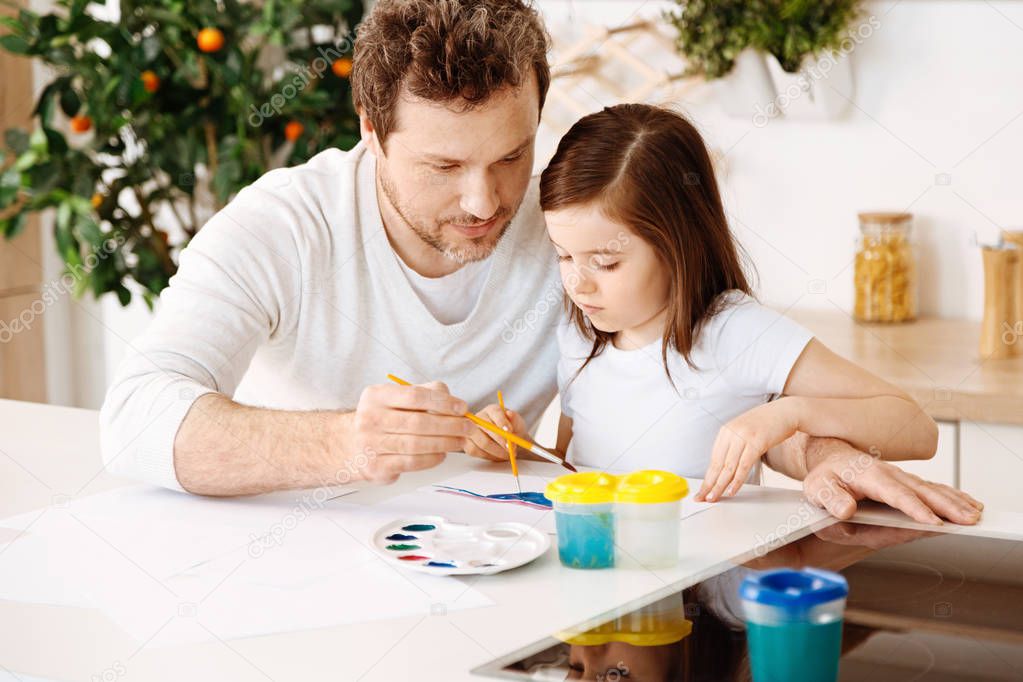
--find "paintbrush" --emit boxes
[386,374,577,472]
[497,390,521,494]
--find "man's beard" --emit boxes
[379,168,516,265]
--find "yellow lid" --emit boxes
[545,472,618,505]
[614,470,688,504]
[557,617,693,647]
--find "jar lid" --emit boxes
[545,472,618,504]
[739,568,848,611]
[858,211,912,225]
[614,470,688,504]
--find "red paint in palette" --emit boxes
[398,554,430,561]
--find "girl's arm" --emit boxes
[697,339,938,501]
[774,340,938,460]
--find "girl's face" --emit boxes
[545,202,671,347]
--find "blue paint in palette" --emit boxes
[401,524,436,532]
[426,561,457,568]
[386,533,418,541]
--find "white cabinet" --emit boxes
[960,422,1023,514]
[896,421,958,487]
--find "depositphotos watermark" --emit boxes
[0,233,126,344]
[752,14,881,127]
[751,449,876,557]
[247,447,378,558]
[247,33,356,128]
[501,231,631,343]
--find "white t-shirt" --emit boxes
[557,291,814,478]
[395,253,494,325]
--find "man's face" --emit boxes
[362,74,539,265]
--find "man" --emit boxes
[100,0,981,526]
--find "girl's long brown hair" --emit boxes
[539,103,753,383]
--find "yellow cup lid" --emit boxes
[557,617,693,647]
[545,472,618,505]
[614,470,688,504]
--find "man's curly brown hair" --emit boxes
[351,0,551,145]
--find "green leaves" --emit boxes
[667,0,862,78]
[0,0,365,305]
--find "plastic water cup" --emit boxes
[739,568,848,682]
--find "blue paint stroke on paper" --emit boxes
[433,485,552,510]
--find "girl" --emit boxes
[477,103,938,503]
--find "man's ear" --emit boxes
[359,109,382,158]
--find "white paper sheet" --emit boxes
[0,485,495,645]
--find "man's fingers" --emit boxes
[370,410,472,438]
[805,472,857,519]
[914,482,982,525]
[369,384,467,415]
[376,433,465,455]
[876,481,943,525]
[369,452,447,481]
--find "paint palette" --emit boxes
[372,516,550,576]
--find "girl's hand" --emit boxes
[696,399,800,502]
[464,404,528,462]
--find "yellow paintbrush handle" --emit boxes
[498,390,518,477]
[386,374,566,467]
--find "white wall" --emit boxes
[534,0,1023,321]
[46,0,1023,408]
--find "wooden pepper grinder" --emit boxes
[1004,230,1023,352]
[980,240,1020,359]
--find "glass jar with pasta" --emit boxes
[853,212,918,323]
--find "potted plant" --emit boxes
[0,0,364,307]
[665,0,864,122]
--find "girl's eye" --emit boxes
[594,261,620,271]
[556,254,571,262]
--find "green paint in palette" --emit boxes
[402,524,436,532]
[385,543,420,551]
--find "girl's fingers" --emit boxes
[706,438,744,502]
[697,434,730,500]
[726,446,760,496]
[466,422,510,461]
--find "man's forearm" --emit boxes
[174,393,353,496]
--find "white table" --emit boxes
[1,399,1020,682]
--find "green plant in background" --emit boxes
[666,0,862,79]
[0,0,364,306]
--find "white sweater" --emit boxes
[99,143,562,491]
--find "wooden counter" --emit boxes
[785,308,1023,426]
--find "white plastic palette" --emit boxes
[372,515,550,576]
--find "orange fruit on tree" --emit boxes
[90,193,103,209]
[284,121,304,142]
[69,115,92,133]
[331,57,353,78]
[197,27,225,53]
[141,70,160,93]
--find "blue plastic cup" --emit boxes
[739,568,848,682]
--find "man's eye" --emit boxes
[502,151,525,164]
[433,164,458,172]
